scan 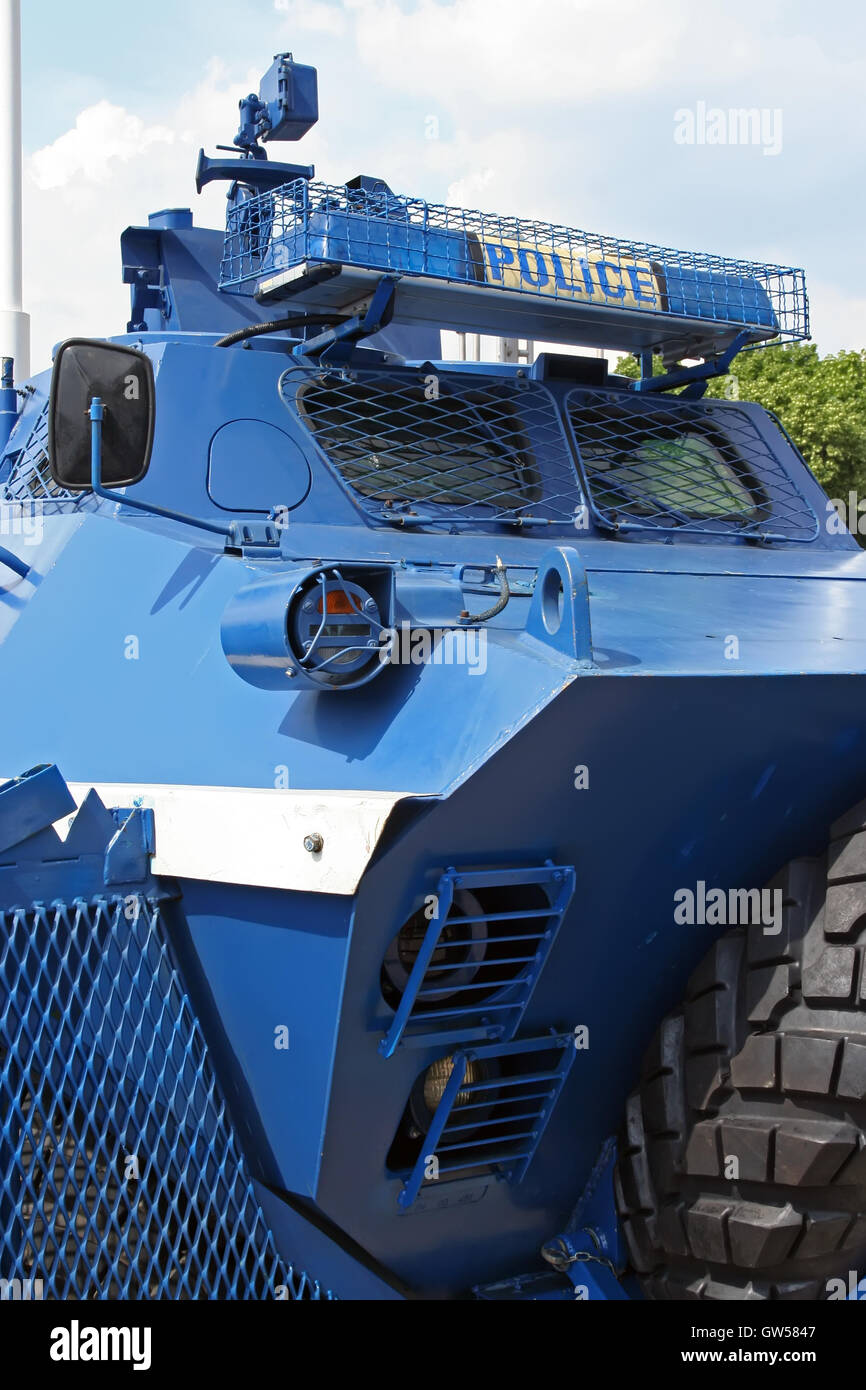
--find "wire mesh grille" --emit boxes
[221,179,808,344]
[0,894,331,1300]
[566,389,818,541]
[0,402,82,513]
[285,369,582,526]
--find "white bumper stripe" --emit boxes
[41,781,416,896]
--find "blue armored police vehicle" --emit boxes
[1,52,865,1302]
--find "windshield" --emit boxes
[583,430,759,521]
[562,389,815,536]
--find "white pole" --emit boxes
[0,0,29,381]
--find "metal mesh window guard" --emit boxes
[566,389,818,542]
[286,369,583,527]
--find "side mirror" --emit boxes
[49,339,155,491]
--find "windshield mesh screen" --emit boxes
[290,371,581,525]
[566,390,818,541]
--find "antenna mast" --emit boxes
[0,0,29,381]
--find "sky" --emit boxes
[18,0,866,371]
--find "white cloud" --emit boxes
[22,61,260,371]
[31,103,175,190]
[446,167,495,208]
[274,0,347,34]
[345,0,686,106]
[328,0,843,110]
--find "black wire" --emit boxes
[460,561,511,624]
[215,313,349,348]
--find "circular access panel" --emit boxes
[208,419,311,513]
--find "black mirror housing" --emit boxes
[49,339,155,491]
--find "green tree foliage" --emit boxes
[614,344,866,503]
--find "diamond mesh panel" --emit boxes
[566,389,818,541]
[0,895,331,1300]
[0,403,82,513]
[287,370,583,526]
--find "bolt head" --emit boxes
[304,833,324,855]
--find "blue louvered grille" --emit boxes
[379,865,575,1057]
[397,1035,575,1210]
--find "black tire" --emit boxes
[615,797,866,1300]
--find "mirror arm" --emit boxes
[89,398,233,539]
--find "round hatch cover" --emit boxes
[208,419,311,513]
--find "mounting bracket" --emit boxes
[291,274,398,364]
[631,329,753,399]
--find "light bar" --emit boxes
[220,179,809,358]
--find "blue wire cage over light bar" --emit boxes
[219,179,809,354]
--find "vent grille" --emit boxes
[285,369,583,527]
[0,894,331,1299]
[379,864,575,1057]
[566,389,817,541]
[397,1034,575,1209]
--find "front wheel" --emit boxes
[615,798,866,1300]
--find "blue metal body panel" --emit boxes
[301,671,866,1292]
[173,880,354,1198]
[3,509,866,790]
